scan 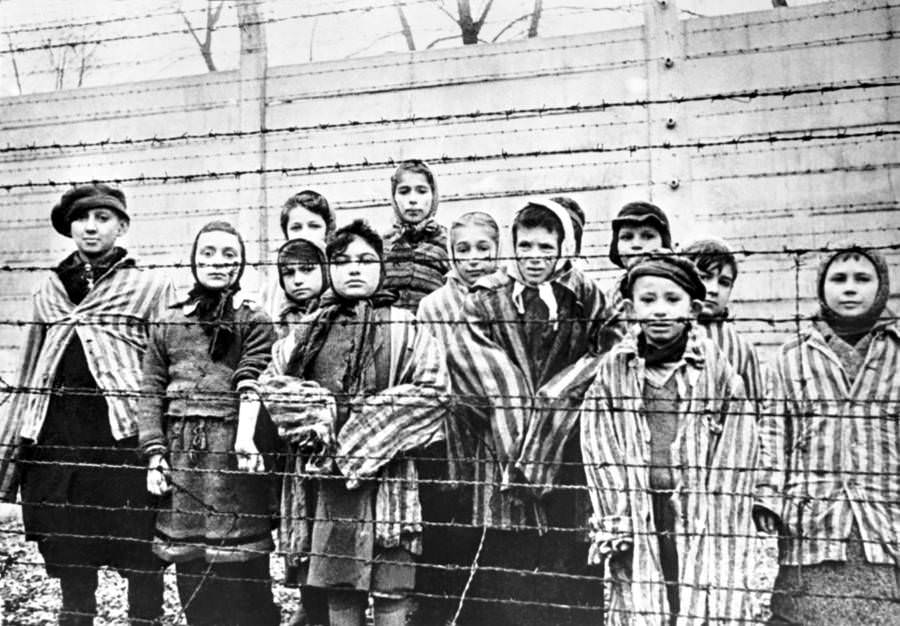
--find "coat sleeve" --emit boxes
[335,310,448,484]
[580,360,633,565]
[446,291,531,466]
[233,306,277,392]
[137,315,170,459]
[756,359,789,518]
[0,304,47,501]
[516,274,616,492]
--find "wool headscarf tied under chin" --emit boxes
[816,242,891,342]
[177,220,246,361]
[390,159,440,239]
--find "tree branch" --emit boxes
[475,0,495,29]
[6,35,22,94]
[395,0,416,50]
[491,13,530,42]
[527,0,542,38]
[426,34,461,49]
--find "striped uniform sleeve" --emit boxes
[335,310,448,483]
[0,304,47,501]
[756,353,789,518]
[580,357,632,564]
[446,291,532,465]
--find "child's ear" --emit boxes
[622,298,635,320]
[690,299,703,318]
[117,219,130,238]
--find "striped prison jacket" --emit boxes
[700,319,762,405]
[756,318,900,567]
[581,327,759,625]
[260,304,447,554]
[0,255,175,500]
[446,266,608,529]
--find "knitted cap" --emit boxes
[51,184,129,237]
[609,201,672,268]
[622,252,706,301]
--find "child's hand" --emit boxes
[753,504,781,535]
[147,455,171,496]
[235,436,265,473]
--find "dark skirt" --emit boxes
[307,474,415,595]
[769,524,900,625]
[153,416,275,563]
[20,386,160,577]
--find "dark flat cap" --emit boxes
[51,184,128,237]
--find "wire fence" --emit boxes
[0,0,899,624]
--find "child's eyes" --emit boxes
[718,278,733,288]
[332,256,350,266]
[476,243,493,252]
[854,274,873,282]
[665,295,683,304]
[619,232,634,241]
[454,244,471,254]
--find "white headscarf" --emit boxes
[506,199,577,330]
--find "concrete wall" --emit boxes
[0,0,897,379]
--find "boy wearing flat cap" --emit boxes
[0,184,174,625]
[580,253,760,626]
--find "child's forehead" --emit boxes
[825,252,877,274]
[632,274,689,295]
[286,205,325,223]
[618,222,661,234]
[336,235,380,257]
[452,224,497,242]
[196,230,241,248]
[395,170,431,186]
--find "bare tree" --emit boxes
[179,0,225,71]
[430,0,544,48]
[43,30,101,90]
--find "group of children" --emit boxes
[0,159,895,626]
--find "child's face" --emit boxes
[452,225,498,286]
[69,208,128,258]
[629,275,699,345]
[698,264,735,318]
[823,254,879,318]
[194,230,242,291]
[280,262,324,304]
[330,236,381,299]
[514,225,560,286]
[617,224,663,267]
[285,206,327,242]
[393,171,434,226]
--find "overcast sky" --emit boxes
[1,0,826,96]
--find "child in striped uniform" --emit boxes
[755,243,900,625]
[382,160,451,311]
[581,253,759,626]
[260,219,448,626]
[447,200,608,626]
[683,238,762,402]
[139,221,281,625]
[415,211,501,625]
[0,184,175,626]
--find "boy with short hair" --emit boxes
[448,199,608,625]
[684,238,762,401]
[755,244,900,624]
[0,184,174,625]
[581,253,759,625]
